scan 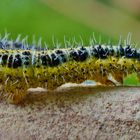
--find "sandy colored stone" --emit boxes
[0,86,140,139]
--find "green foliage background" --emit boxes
[0,0,140,85]
[0,0,110,46]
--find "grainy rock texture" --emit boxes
[0,86,140,140]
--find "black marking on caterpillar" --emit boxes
[0,33,140,104]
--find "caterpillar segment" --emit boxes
[0,34,140,104]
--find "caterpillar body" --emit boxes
[0,33,139,104]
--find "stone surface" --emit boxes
[0,86,140,140]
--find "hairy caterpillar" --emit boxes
[0,33,139,104]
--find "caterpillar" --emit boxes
[0,33,139,104]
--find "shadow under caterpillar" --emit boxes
[0,33,140,104]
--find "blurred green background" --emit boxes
[0,0,140,46]
[0,0,140,85]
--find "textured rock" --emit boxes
[0,86,140,140]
